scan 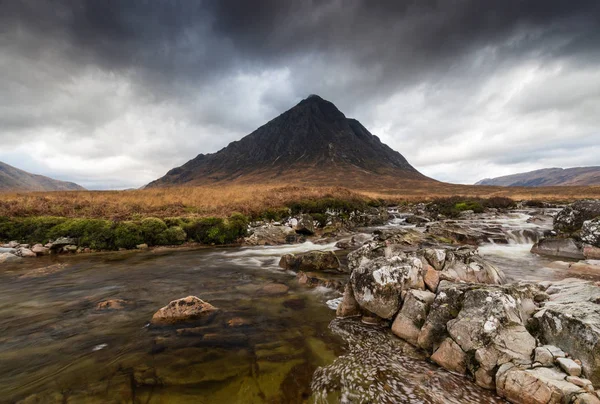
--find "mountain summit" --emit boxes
[147,95,431,188]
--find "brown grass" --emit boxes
[0,182,599,219]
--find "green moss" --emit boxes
[0,216,67,244]
[183,213,248,244]
[48,218,115,249]
[114,221,144,249]
[139,217,168,246]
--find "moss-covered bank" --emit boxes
[0,213,249,250]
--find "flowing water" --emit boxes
[0,209,596,403]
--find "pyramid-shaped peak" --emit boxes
[147,95,430,188]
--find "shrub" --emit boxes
[140,217,168,246]
[484,197,515,209]
[183,213,248,244]
[261,207,290,222]
[312,213,328,227]
[159,226,187,245]
[524,200,546,208]
[114,221,144,249]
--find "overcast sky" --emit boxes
[1,0,599,189]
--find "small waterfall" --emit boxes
[505,228,543,245]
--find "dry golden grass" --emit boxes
[0,182,599,219]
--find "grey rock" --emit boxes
[557,357,583,377]
[295,214,315,235]
[0,247,17,254]
[391,289,435,345]
[17,248,37,258]
[535,346,555,367]
[533,279,600,386]
[531,237,585,260]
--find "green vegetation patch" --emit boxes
[427,196,515,218]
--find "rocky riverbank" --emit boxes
[280,199,600,403]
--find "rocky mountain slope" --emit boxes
[0,161,85,191]
[476,167,600,187]
[147,95,434,189]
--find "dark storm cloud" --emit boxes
[0,0,599,188]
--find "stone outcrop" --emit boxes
[151,296,218,325]
[279,250,341,272]
[554,200,600,234]
[338,240,600,404]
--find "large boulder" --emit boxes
[447,288,537,389]
[349,255,424,319]
[346,241,387,272]
[245,224,296,245]
[532,279,600,386]
[554,200,600,234]
[531,238,585,260]
[279,250,341,272]
[151,296,218,325]
[582,218,600,248]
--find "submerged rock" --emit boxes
[151,296,218,325]
[0,252,21,263]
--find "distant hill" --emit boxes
[0,161,85,191]
[476,167,600,187]
[147,95,434,189]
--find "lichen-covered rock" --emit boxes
[151,296,218,325]
[346,241,387,272]
[531,237,585,260]
[447,288,536,389]
[532,279,600,386]
[295,214,315,235]
[279,250,341,272]
[391,289,435,345]
[350,255,424,319]
[582,218,600,248]
[417,282,468,352]
[554,200,600,234]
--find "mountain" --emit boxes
[147,95,432,189]
[0,161,85,191]
[476,167,600,187]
